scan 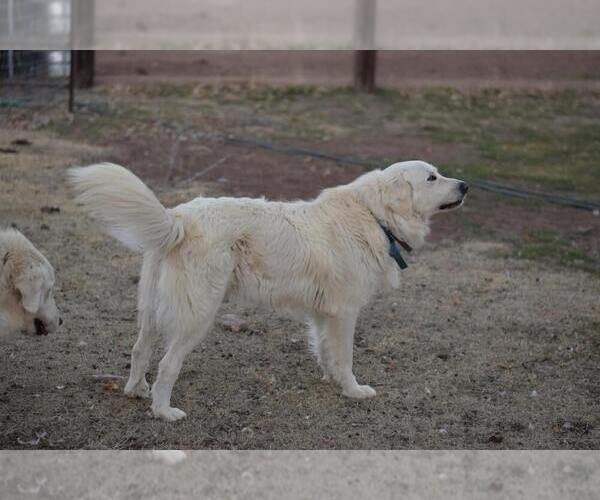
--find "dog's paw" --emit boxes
[124,379,150,399]
[152,406,187,422]
[343,384,376,399]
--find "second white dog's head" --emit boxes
[14,260,60,336]
[0,230,61,337]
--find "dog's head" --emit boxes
[0,233,61,337]
[382,160,468,217]
[351,160,467,247]
[14,260,60,336]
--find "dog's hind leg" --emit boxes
[150,326,207,421]
[124,315,157,399]
[320,313,376,399]
[125,254,160,399]
[150,255,232,421]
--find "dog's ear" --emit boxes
[353,170,412,218]
[14,266,44,314]
[380,176,413,216]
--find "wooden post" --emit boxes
[69,51,75,112]
[71,0,95,89]
[72,50,95,88]
[354,51,377,93]
[353,0,377,92]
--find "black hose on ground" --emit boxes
[77,104,600,213]
[214,133,600,213]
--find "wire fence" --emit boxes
[0,0,71,104]
[0,50,70,80]
[0,50,70,107]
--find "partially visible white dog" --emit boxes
[0,228,61,337]
[69,160,467,421]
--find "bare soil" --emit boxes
[0,88,599,449]
[96,51,600,89]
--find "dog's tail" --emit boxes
[68,163,184,253]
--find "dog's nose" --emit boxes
[59,317,63,326]
[459,182,469,195]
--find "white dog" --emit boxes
[69,160,467,421]
[0,228,61,337]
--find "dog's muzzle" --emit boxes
[34,318,49,336]
[440,182,468,210]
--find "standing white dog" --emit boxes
[69,160,467,421]
[0,228,61,337]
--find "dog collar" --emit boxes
[378,223,412,270]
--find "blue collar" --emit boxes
[378,224,412,270]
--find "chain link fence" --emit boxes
[0,50,70,107]
[0,0,71,105]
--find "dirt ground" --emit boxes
[95,51,600,89]
[0,82,599,450]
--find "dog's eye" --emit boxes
[427,174,437,182]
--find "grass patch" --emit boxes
[453,123,600,193]
[378,88,600,195]
[99,82,353,103]
[40,83,600,196]
[514,229,599,275]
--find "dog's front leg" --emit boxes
[322,313,376,399]
[307,316,333,381]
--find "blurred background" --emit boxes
[2,0,600,49]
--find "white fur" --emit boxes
[0,229,60,337]
[69,163,184,252]
[69,160,465,421]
